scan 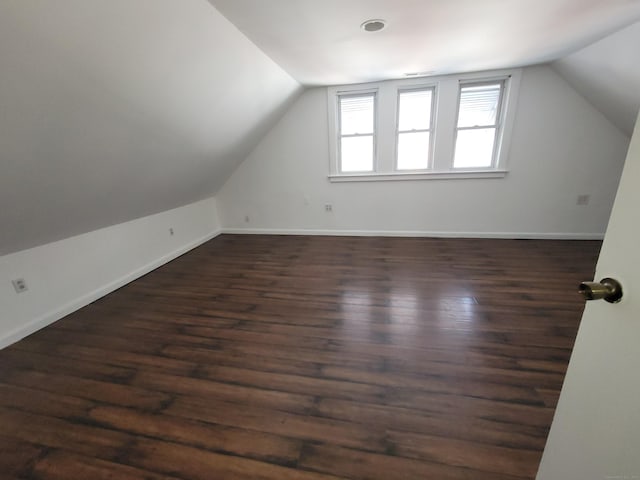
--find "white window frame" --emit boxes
[328,88,379,175]
[336,91,378,174]
[395,87,436,172]
[327,68,521,182]
[452,79,506,170]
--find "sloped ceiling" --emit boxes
[3,1,638,256]
[210,0,640,86]
[0,0,301,255]
[553,22,640,137]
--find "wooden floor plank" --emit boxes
[386,429,540,478]
[166,395,389,452]
[30,450,182,480]
[87,405,303,465]
[0,435,47,479]
[298,443,527,480]
[314,398,549,451]
[0,235,599,479]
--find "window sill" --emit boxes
[328,170,507,183]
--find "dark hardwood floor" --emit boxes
[0,234,600,479]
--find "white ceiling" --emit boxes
[210,0,640,86]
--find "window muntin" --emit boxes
[396,88,433,170]
[338,93,375,172]
[327,70,519,181]
[453,82,504,169]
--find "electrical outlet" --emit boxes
[12,278,28,293]
[325,204,333,212]
[577,194,590,206]
[169,228,174,236]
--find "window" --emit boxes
[454,82,503,169]
[338,93,376,173]
[327,69,520,181]
[396,89,433,170]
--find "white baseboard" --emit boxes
[221,227,604,240]
[0,229,221,350]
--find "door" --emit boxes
[537,113,640,478]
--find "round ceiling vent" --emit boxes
[361,19,386,32]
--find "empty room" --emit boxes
[1,1,640,479]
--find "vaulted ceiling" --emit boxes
[209,0,640,86]
[2,0,639,256]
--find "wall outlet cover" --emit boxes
[577,194,590,205]
[12,278,28,293]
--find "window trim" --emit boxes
[327,68,521,182]
[337,91,378,174]
[328,170,507,182]
[394,86,436,172]
[328,87,379,175]
[452,79,506,170]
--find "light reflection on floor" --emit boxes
[337,285,481,347]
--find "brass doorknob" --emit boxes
[578,278,623,303]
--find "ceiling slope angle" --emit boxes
[210,0,640,86]
[553,21,640,137]
[0,0,301,255]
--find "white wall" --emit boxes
[0,198,220,349]
[217,65,629,238]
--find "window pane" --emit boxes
[457,83,501,128]
[397,132,430,170]
[341,136,373,172]
[398,89,432,131]
[340,95,374,135]
[454,128,496,168]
